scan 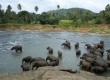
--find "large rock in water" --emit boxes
[0,66,110,80]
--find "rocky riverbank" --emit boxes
[0,66,110,80]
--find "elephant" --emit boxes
[91,59,108,72]
[21,63,30,71]
[76,50,81,56]
[96,43,104,49]
[85,44,91,50]
[95,48,104,56]
[80,60,91,71]
[47,47,53,53]
[80,53,95,60]
[11,45,22,53]
[94,51,103,57]
[74,43,79,49]
[30,57,45,65]
[107,53,110,60]
[106,49,110,53]
[91,66,104,74]
[61,40,71,49]
[22,56,33,63]
[85,57,94,64]
[58,50,62,58]
[106,60,110,67]
[48,60,59,66]
[32,61,48,70]
[100,40,104,45]
[46,55,59,63]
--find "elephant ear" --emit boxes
[11,47,14,50]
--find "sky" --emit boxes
[0,0,110,13]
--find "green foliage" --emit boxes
[59,20,73,27]
[17,11,32,23]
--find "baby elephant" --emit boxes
[11,45,22,53]
[47,47,53,53]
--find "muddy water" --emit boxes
[0,31,110,76]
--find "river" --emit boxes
[0,31,110,76]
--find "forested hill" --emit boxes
[47,8,97,20]
[48,8,96,16]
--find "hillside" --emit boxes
[47,7,96,17]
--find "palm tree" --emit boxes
[17,4,22,11]
[7,5,12,11]
[57,5,60,9]
[35,6,38,13]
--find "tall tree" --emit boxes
[7,5,12,11]
[35,6,38,13]
[17,4,22,11]
[57,5,60,9]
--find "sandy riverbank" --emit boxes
[0,24,110,34]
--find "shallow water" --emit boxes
[0,31,110,76]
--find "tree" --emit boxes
[57,5,60,9]
[17,10,32,23]
[17,4,22,11]
[7,5,12,11]
[0,4,2,10]
[35,6,38,13]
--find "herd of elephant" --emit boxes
[10,44,62,71]
[10,40,110,74]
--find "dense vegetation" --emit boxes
[0,4,110,27]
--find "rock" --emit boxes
[0,66,109,80]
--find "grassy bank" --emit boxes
[0,22,110,34]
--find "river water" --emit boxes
[0,31,110,76]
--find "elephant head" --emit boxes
[46,55,59,62]
[22,56,33,63]
[21,63,30,71]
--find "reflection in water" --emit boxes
[0,31,110,76]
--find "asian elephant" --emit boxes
[21,63,30,71]
[22,56,32,63]
[106,49,110,53]
[32,61,48,70]
[48,60,59,66]
[58,50,62,58]
[85,44,91,50]
[91,59,108,72]
[47,47,53,53]
[30,57,45,65]
[11,45,22,53]
[91,66,104,74]
[76,50,81,56]
[74,43,79,49]
[46,55,59,62]
[61,40,71,49]
[100,40,104,45]
[107,53,110,60]
[80,60,91,71]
